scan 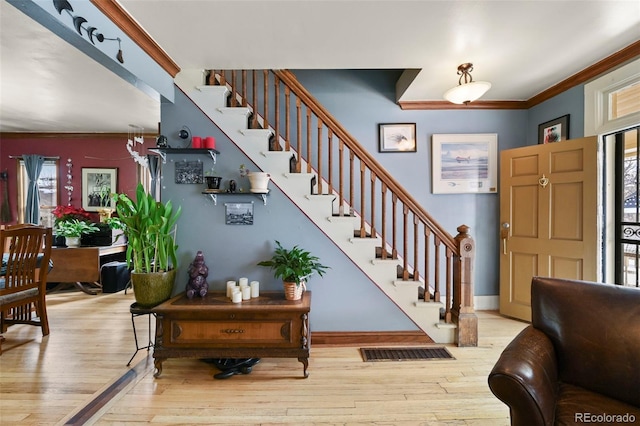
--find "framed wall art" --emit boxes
[538,114,569,144]
[82,167,117,211]
[378,123,417,152]
[225,202,254,225]
[431,133,498,194]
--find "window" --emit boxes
[585,58,640,137]
[617,126,640,287]
[591,58,640,283]
[17,159,59,226]
[611,82,640,120]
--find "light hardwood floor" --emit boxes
[0,290,527,425]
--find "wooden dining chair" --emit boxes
[0,224,53,355]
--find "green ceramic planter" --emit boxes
[131,269,177,308]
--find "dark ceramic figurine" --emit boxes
[186,250,209,299]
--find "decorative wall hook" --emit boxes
[178,125,191,140]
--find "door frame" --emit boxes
[586,58,640,283]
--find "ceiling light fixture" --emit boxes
[443,63,491,105]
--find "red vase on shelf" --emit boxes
[204,136,215,149]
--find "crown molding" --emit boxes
[525,39,640,108]
[400,40,640,111]
[0,132,156,139]
[91,0,180,77]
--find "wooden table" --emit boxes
[48,245,127,295]
[152,291,311,378]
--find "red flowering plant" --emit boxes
[52,205,92,225]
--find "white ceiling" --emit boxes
[1,0,639,134]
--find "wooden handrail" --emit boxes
[274,70,457,252]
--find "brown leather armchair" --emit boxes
[488,277,640,426]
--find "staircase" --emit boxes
[174,69,477,345]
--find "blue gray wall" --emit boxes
[528,85,585,144]
[293,69,586,297]
[159,69,585,331]
[160,88,418,332]
[293,70,528,297]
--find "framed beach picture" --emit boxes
[431,134,498,194]
[82,167,117,211]
[378,123,417,152]
[538,114,569,144]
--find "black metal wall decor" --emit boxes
[53,0,124,63]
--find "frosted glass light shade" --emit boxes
[443,81,492,104]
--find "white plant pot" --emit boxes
[248,172,271,193]
[65,236,81,247]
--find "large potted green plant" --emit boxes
[113,183,182,307]
[257,240,329,300]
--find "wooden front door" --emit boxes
[499,136,598,321]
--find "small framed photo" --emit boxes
[431,134,498,194]
[82,168,117,211]
[538,114,570,144]
[225,202,254,225]
[378,123,417,152]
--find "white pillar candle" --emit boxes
[242,286,251,300]
[250,281,260,298]
[226,281,237,298]
[239,277,249,287]
[232,290,242,303]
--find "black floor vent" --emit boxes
[361,347,454,362]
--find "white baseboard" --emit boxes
[474,295,499,311]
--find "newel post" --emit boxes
[452,224,478,347]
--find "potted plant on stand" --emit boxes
[257,240,329,300]
[204,167,222,191]
[113,183,182,307]
[54,219,100,247]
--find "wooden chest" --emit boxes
[152,291,311,378]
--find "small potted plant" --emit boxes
[52,205,98,247]
[113,183,182,307]
[257,240,329,300]
[204,167,222,190]
[54,219,100,247]
[240,164,270,193]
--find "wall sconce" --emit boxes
[443,63,491,105]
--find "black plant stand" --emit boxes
[127,303,156,366]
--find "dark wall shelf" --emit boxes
[149,148,220,163]
[202,191,269,205]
